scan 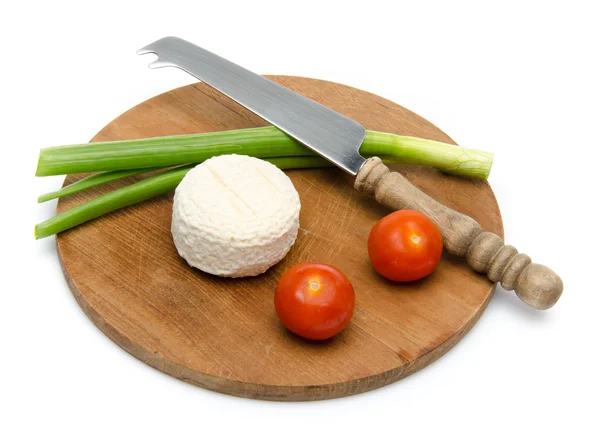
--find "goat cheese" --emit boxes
[171,154,301,277]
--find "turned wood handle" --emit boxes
[355,157,563,310]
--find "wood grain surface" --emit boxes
[56,76,503,401]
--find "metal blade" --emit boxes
[137,37,367,175]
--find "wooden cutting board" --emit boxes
[56,76,502,401]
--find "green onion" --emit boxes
[36,127,493,180]
[36,157,399,203]
[34,157,334,239]
[37,168,155,202]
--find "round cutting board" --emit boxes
[56,76,502,401]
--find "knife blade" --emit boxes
[137,36,366,175]
[136,36,563,310]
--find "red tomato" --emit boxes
[368,210,443,282]
[274,263,355,340]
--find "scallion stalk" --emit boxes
[34,156,333,239]
[37,168,156,202]
[36,127,493,180]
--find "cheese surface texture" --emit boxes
[171,154,301,277]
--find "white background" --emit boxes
[2,1,598,427]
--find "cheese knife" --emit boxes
[138,36,562,309]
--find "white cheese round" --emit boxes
[171,154,301,277]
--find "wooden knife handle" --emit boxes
[355,157,563,310]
